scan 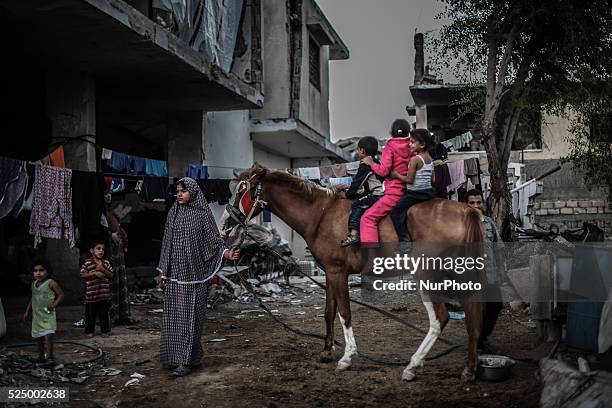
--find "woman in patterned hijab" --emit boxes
[157,177,239,376]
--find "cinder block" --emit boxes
[535,209,548,216]
[598,207,605,213]
[554,201,566,208]
[560,208,574,215]
[541,202,553,209]
[592,200,606,207]
[566,200,578,208]
[547,209,560,215]
[574,207,586,214]
[578,200,591,208]
[586,207,598,214]
[532,202,541,210]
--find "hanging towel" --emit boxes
[41,146,66,168]
[132,156,146,174]
[346,161,360,174]
[72,171,106,248]
[140,176,169,202]
[110,178,125,193]
[29,165,74,248]
[328,177,353,187]
[101,148,113,160]
[0,157,28,219]
[145,159,168,177]
[433,164,451,192]
[298,167,320,180]
[108,151,130,173]
[331,163,347,177]
[446,161,467,192]
[196,179,232,205]
[464,157,480,185]
[319,166,334,180]
[187,164,209,180]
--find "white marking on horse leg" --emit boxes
[336,313,357,371]
[402,301,441,381]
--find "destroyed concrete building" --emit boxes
[201,0,351,258]
[0,0,264,300]
[409,33,612,239]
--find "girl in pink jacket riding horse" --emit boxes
[359,119,414,245]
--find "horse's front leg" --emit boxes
[329,272,357,371]
[319,281,337,363]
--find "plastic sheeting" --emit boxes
[153,0,243,73]
[600,286,612,353]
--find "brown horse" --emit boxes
[234,164,484,381]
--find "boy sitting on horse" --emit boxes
[340,136,385,247]
[390,128,437,242]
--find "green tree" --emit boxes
[431,0,612,232]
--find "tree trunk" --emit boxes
[482,123,511,233]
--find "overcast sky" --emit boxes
[317,0,447,141]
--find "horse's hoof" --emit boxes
[336,360,351,371]
[319,351,334,363]
[402,369,416,381]
[461,367,476,383]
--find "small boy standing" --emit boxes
[340,136,385,247]
[80,240,113,336]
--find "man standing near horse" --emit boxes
[465,189,504,352]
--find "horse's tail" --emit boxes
[464,208,483,243]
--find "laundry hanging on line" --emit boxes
[29,165,75,248]
[0,157,28,219]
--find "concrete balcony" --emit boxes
[1,0,263,111]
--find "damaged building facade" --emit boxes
[0,0,264,301]
[0,0,350,301]
[409,33,612,240]
[201,0,351,258]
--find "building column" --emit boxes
[44,72,97,304]
[167,111,205,179]
[46,72,96,171]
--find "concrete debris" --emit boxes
[130,372,146,379]
[124,378,140,387]
[260,283,282,294]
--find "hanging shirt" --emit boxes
[187,164,209,180]
[446,161,467,192]
[298,167,321,180]
[29,165,74,248]
[145,159,168,177]
[71,171,106,248]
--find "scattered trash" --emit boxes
[348,275,362,287]
[95,368,122,376]
[130,372,146,379]
[208,338,228,342]
[260,283,283,294]
[148,309,164,314]
[238,293,254,304]
[132,289,164,305]
[449,311,465,320]
[124,378,140,387]
[70,376,88,384]
[295,312,306,315]
[73,319,85,328]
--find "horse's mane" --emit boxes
[239,165,343,202]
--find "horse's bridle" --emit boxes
[234,178,268,224]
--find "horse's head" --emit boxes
[229,163,269,224]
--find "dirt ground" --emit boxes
[1,280,548,408]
